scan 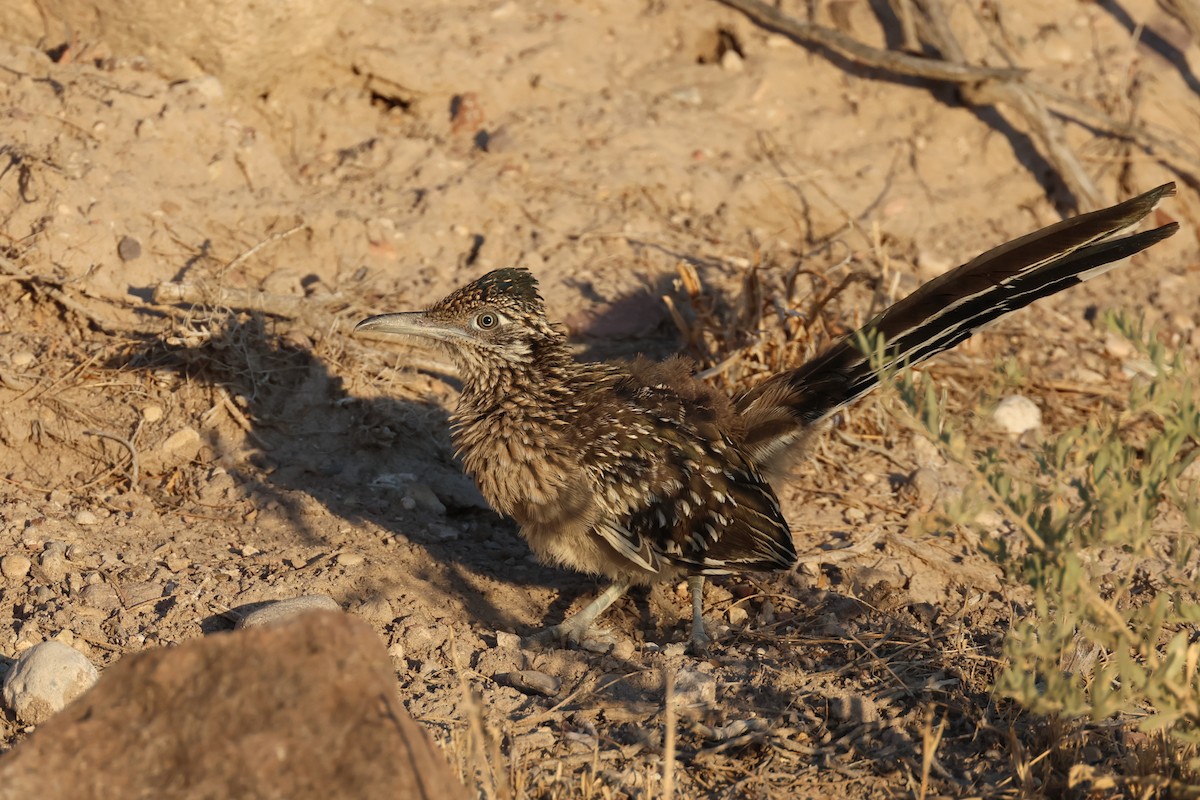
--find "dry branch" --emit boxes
[717,0,1197,208]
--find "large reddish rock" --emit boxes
[0,612,468,800]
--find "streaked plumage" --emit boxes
[357,184,1177,651]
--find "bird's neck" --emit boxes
[454,336,579,407]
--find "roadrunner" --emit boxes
[357,184,1177,651]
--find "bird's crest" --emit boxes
[436,267,544,315]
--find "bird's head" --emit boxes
[355,268,564,378]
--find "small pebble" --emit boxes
[727,604,749,626]
[142,404,164,423]
[337,551,364,567]
[992,395,1041,435]
[426,523,459,542]
[1103,333,1135,360]
[495,670,561,697]
[38,548,69,584]
[494,631,522,650]
[908,467,942,506]
[236,595,341,629]
[80,582,120,611]
[10,350,35,368]
[164,554,190,572]
[160,426,202,466]
[117,235,142,261]
[610,639,636,660]
[406,483,446,515]
[2,554,32,580]
[1122,359,1160,380]
[2,641,99,724]
[74,510,99,526]
[673,666,717,711]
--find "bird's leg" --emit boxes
[687,575,712,655]
[533,579,632,646]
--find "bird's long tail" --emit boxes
[735,183,1179,471]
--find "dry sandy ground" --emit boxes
[1,0,1199,796]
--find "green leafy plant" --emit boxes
[871,316,1200,744]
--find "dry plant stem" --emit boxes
[153,281,310,318]
[0,254,122,334]
[1159,0,1200,42]
[793,529,882,565]
[217,223,307,277]
[83,429,140,488]
[917,706,947,800]
[720,0,1153,209]
[910,0,1102,206]
[714,0,1023,82]
[662,668,676,800]
[964,81,1102,209]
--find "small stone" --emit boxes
[908,467,941,506]
[610,639,636,660]
[426,523,459,542]
[673,666,717,711]
[1122,359,1160,380]
[2,554,32,580]
[828,692,880,724]
[38,548,69,584]
[337,552,364,567]
[161,427,202,463]
[122,581,164,607]
[165,554,191,572]
[727,604,749,626]
[11,350,35,368]
[74,510,99,526]
[236,595,341,629]
[142,404,164,423]
[80,582,120,611]
[1103,333,1135,360]
[494,631,521,650]
[992,395,1041,435]
[720,49,744,72]
[2,641,99,724]
[354,596,394,626]
[117,236,142,261]
[843,506,866,523]
[495,670,560,697]
[405,483,446,515]
[910,435,946,469]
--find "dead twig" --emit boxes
[218,223,307,277]
[0,254,124,334]
[714,0,1024,83]
[153,281,312,318]
[718,0,1196,209]
[84,428,140,488]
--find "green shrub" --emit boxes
[870,316,1200,743]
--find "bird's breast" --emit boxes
[450,404,577,522]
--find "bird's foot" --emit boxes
[687,623,713,657]
[528,622,616,653]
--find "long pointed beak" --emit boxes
[354,312,467,344]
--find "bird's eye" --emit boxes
[476,312,499,329]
